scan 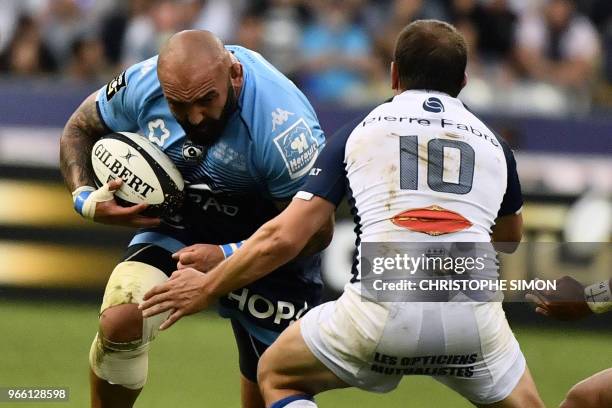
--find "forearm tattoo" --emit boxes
[59,93,109,192]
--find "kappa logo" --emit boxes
[271,108,294,131]
[147,119,170,147]
[423,97,445,113]
[106,71,127,101]
[273,118,319,179]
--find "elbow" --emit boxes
[314,221,334,252]
[493,231,522,253]
[495,241,520,254]
[492,214,523,253]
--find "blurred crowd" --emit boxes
[1,0,611,115]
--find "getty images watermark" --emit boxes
[359,242,610,302]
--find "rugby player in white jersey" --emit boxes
[140,20,545,407]
[527,276,612,408]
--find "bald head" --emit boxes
[157,30,243,146]
[158,30,229,90]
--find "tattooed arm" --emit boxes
[59,91,108,191]
[60,92,160,227]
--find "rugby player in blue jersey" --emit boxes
[60,30,332,408]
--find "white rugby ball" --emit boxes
[91,132,184,216]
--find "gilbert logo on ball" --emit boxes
[91,132,184,217]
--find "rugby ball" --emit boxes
[91,132,184,217]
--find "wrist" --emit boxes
[203,277,223,303]
[72,186,96,216]
[584,280,612,314]
[219,241,244,259]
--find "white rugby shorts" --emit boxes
[300,283,526,405]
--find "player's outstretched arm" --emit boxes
[140,195,336,329]
[206,196,335,293]
[526,276,612,320]
[273,199,335,258]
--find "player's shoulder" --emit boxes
[348,98,396,137]
[235,45,321,141]
[459,101,513,152]
[233,45,308,126]
[101,56,162,104]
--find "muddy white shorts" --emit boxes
[300,283,526,405]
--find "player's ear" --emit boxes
[229,62,243,88]
[229,62,242,80]
[391,61,400,91]
[461,73,467,90]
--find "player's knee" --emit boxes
[89,261,170,390]
[100,304,142,344]
[560,381,599,408]
[98,261,170,344]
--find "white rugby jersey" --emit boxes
[299,90,522,281]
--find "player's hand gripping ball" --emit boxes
[90,132,185,218]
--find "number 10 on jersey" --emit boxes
[399,135,475,195]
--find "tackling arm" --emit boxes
[273,199,335,258]
[208,196,335,297]
[139,195,336,328]
[526,276,612,320]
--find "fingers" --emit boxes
[178,251,196,265]
[525,293,551,314]
[176,262,195,270]
[525,293,543,306]
[115,202,149,216]
[176,245,197,254]
[142,281,170,302]
[526,291,551,308]
[141,299,175,318]
[172,245,200,260]
[107,178,124,191]
[159,309,183,331]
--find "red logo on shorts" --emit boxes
[391,205,472,236]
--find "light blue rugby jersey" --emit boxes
[95,45,325,200]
